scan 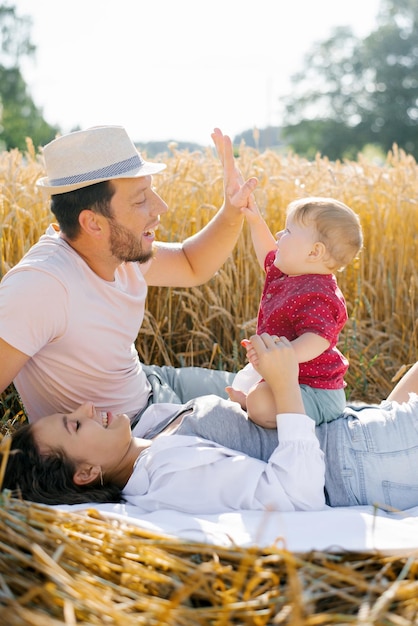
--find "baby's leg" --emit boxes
[225,386,247,410]
[246,380,278,429]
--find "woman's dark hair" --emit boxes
[1,424,122,505]
[50,180,115,240]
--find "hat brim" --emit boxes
[36,160,166,195]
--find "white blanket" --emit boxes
[56,502,418,554]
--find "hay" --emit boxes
[1,497,418,625]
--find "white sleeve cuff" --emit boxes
[276,413,316,441]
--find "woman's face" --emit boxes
[32,402,133,472]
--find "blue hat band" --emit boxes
[50,154,144,187]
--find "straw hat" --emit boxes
[36,125,166,194]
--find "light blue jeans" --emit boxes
[317,395,418,510]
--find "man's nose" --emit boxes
[151,190,168,216]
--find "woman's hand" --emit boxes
[243,334,305,415]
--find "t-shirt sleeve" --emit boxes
[250,413,326,511]
[0,269,68,356]
[264,249,277,272]
[291,292,347,343]
[138,258,153,276]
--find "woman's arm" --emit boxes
[259,412,326,510]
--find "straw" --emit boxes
[1,497,418,624]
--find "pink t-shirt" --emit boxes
[0,226,152,421]
[257,250,348,389]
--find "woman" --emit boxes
[4,334,418,512]
[1,335,326,513]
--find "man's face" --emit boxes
[107,176,168,263]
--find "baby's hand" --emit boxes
[240,193,263,223]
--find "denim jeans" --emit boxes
[317,395,418,510]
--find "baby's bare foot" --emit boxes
[225,386,247,410]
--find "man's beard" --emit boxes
[109,220,154,264]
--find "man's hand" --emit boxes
[211,128,258,218]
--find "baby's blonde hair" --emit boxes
[286,197,363,271]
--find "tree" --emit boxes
[0,3,59,151]
[281,0,418,159]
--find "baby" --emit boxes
[228,196,363,427]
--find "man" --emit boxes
[0,125,257,424]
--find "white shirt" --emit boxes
[123,413,326,513]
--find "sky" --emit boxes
[13,0,382,146]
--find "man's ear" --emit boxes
[73,463,101,486]
[78,209,104,237]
